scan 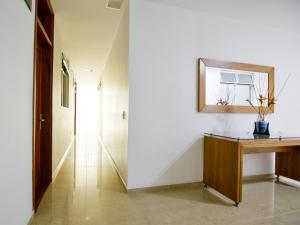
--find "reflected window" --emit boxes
[206,67,268,106]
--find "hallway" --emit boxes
[29,133,300,225]
[29,134,126,225]
[3,1,300,225]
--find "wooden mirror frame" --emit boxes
[198,58,275,113]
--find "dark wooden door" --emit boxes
[34,37,53,210]
[35,44,42,200]
[33,0,54,210]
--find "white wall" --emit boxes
[128,0,300,189]
[52,16,75,176]
[101,1,129,186]
[0,0,35,224]
[147,0,300,35]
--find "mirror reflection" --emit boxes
[206,67,269,106]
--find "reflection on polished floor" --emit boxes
[30,134,300,225]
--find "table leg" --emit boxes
[203,136,242,204]
[275,175,280,183]
[276,148,300,182]
[234,202,239,207]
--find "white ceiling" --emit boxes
[51,0,123,88]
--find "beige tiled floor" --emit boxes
[30,135,300,225]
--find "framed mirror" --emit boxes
[198,58,275,113]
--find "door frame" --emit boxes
[74,82,77,135]
[32,0,54,211]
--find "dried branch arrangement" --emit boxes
[246,74,291,122]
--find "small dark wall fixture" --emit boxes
[24,0,32,11]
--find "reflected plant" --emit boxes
[216,87,231,106]
[216,98,229,106]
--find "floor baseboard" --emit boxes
[52,136,75,181]
[127,174,275,193]
[97,136,128,191]
[127,182,202,193]
[26,210,34,225]
[243,173,275,183]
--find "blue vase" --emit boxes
[254,121,270,135]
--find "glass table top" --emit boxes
[204,132,300,141]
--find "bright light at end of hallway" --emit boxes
[77,86,99,135]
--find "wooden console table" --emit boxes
[203,132,300,207]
